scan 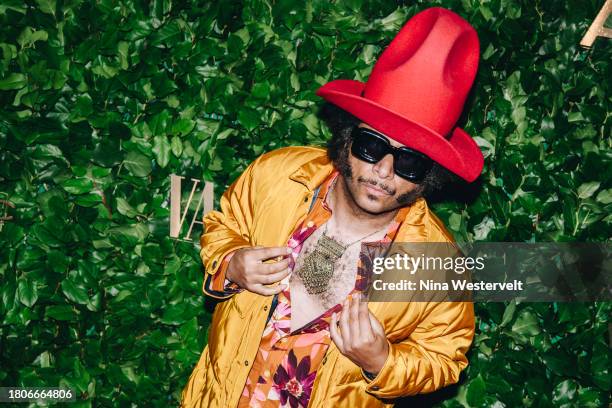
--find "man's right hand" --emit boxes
[225,246,293,296]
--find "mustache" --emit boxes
[357,176,394,195]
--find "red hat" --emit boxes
[316,7,483,182]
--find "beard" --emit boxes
[334,144,424,208]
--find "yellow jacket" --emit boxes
[181,146,475,407]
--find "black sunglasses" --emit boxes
[350,127,433,183]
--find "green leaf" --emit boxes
[595,188,612,204]
[107,223,149,246]
[541,350,573,376]
[74,193,103,207]
[552,379,577,405]
[61,279,89,305]
[170,136,183,156]
[466,374,486,407]
[160,303,189,325]
[448,213,462,231]
[45,305,76,321]
[577,387,603,407]
[153,135,171,168]
[238,108,260,131]
[124,151,152,177]
[567,111,584,122]
[0,2,26,14]
[35,0,56,15]
[590,341,610,389]
[577,182,600,199]
[17,27,49,48]
[47,250,69,273]
[479,5,493,21]
[150,21,182,46]
[251,81,270,99]
[117,41,130,70]
[116,197,139,218]
[500,301,516,327]
[511,309,541,337]
[17,279,38,307]
[60,178,94,195]
[171,118,195,136]
[148,110,170,135]
[0,73,26,90]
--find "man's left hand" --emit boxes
[330,293,389,376]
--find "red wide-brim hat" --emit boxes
[316,7,484,183]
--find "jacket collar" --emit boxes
[288,148,335,191]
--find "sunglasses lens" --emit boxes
[394,151,432,182]
[351,129,388,163]
[350,127,432,183]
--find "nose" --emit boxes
[372,153,394,179]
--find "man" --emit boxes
[181,6,483,408]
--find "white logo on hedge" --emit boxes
[580,0,612,48]
[169,175,214,241]
[0,193,14,230]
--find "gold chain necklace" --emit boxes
[295,220,389,295]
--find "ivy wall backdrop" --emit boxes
[0,0,610,407]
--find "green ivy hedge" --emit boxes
[0,0,610,407]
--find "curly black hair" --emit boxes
[319,102,460,201]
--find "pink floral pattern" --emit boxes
[272,350,316,408]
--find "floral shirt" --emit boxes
[209,170,410,408]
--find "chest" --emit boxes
[287,228,363,331]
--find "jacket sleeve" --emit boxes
[200,156,262,300]
[360,300,475,398]
[203,251,245,299]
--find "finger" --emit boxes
[259,267,291,284]
[254,246,293,262]
[368,312,386,336]
[339,298,351,345]
[329,312,344,351]
[251,246,264,262]
[348,294,361,341]
[259,257,292,274]
[251,283,287,296]
[358,294,373,337]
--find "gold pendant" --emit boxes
[297,232,347,295]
